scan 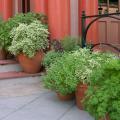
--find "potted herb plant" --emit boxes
[4,13,48,52]
[43,51,83,101]
[75,50,115,109]
[84,59,120,120]
[8,20,49,73]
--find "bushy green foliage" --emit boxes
[0,20,5,49]
[0,20,12,49]
[8,20,49,58]
[60,36,80,52]
[43,50,63,68]
[43,48,114,95]
[75,51,115,84]
[43,52,80,95]
[84,59,120,120]
[3,13,48,50]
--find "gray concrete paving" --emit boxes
[0,64,22,72]
[0,77,94,120]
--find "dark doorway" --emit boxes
[22,0,30,13]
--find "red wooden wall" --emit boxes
[79,0,98,44]
[0,0,98,42]
[1,0,13,21]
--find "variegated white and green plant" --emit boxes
[75,49,116,84]
[8,20,49,58]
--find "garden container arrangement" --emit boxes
[43,47,116,105]
[0,13,48,60]
[8,21,49,73]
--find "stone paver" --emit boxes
[0,77,94,120]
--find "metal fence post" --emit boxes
[81,11,86,48]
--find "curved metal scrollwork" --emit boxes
[91,43,120,52]
[81,11,120,52]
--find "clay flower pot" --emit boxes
[17,51,44,74]
[75,83,88,110]
[0,49,7,60]
[57,92,75,101]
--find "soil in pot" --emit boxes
[57,92,75,101]
[75,83,88,110]
[0,49,7,60]
[17,51,44,74]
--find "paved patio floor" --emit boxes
[0,76,94,120]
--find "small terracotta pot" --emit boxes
[0,49,7,60]
[75,83,88,110]
[57,92,75,101]
[17,51,44,74]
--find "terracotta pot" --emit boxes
[17,51,44,74]
[0,49,7,60]
[57,92,75,101]
[75,83,88,110]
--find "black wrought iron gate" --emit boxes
[81,11,120,53]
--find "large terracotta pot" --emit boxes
[57,92,75,101]
[75,83,88,110]
[17,51,44,74]
[0,49,7,60]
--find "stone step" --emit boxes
[0,59,17,65]
[0,71,44,80]
[0,60,22,72]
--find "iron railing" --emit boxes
[81,11,120,53]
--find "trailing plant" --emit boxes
[84,59,120,120]
[3,13,48,50]
[8,20,49,58]
[43,50,63,68]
